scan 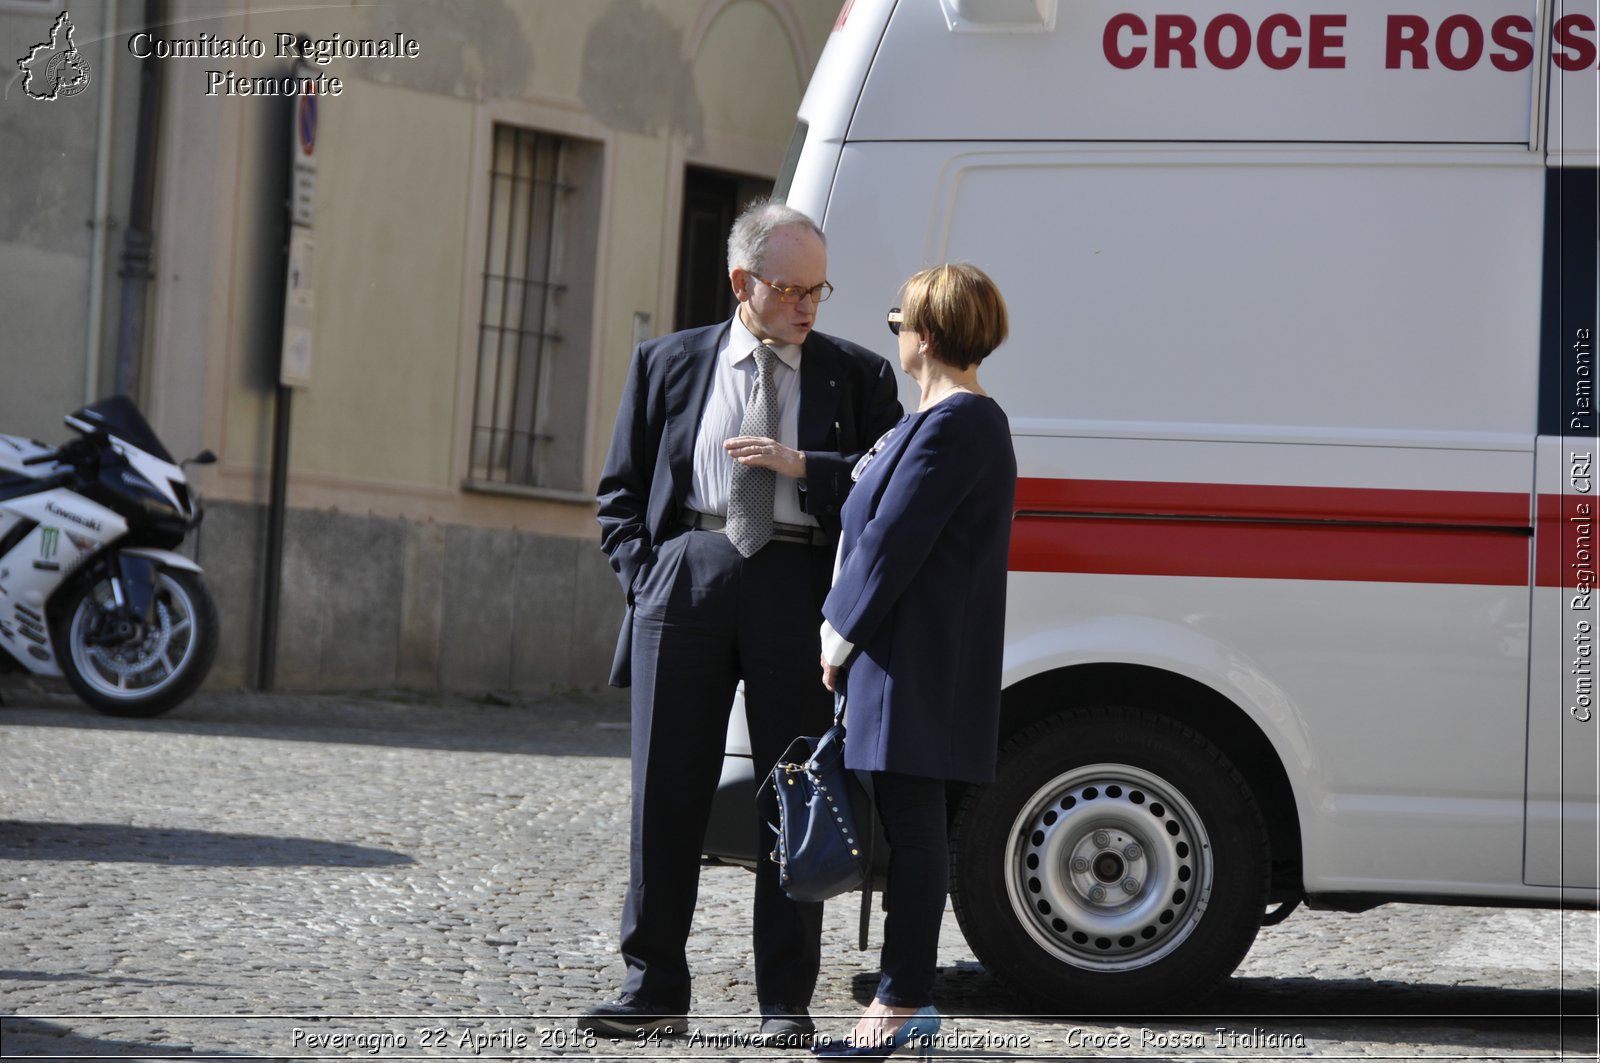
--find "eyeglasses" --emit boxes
[751,274,834,304]
[886,307,903,336]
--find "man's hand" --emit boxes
[726,436,806,480]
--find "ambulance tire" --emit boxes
[950,705,1270,1011]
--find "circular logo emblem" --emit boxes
[45,50,91,98]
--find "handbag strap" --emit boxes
[831,689,877,950]
[757,694,845,808]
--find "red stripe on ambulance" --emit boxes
[1009,478,1547,586]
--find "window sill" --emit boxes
[462,479,595,506]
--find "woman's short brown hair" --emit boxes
[900,262,1009,370]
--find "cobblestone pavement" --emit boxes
[1,678,1596,1062]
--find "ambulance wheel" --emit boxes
[950,705,1270,1011]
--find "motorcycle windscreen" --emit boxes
[71,396,174,464]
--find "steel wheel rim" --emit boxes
[68,572,197,700]
[1003,762,1214,972]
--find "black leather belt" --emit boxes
[679,510,828,547]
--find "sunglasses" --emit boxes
[886,307,903,336]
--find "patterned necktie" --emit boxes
[725,345,779,557]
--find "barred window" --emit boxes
[469,125,598,494]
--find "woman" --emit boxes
[812,263,1017,1060]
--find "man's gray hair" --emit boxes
[726,198,825,275]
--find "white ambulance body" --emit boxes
[777,0,1598,1006]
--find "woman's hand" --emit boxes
[725,436,806,480]
[820,654,842,693]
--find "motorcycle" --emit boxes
[0,396,219,717]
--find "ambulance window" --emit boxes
[772,121,808,204]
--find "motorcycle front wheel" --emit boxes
[54,568,219,717]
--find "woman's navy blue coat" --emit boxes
[823,393,1017,784]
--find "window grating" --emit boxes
[470,126,573,488]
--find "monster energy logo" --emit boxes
[39,527,59,560]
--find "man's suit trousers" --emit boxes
[620,527,835,1011]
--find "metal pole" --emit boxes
[257,383,291,691]
[84,0,119,404]
[112,0,165,400]
[256,53,304,691]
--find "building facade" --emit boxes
[1,0,840,691]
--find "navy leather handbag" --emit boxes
[759,693,869,903]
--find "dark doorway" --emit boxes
[675,167,773,331]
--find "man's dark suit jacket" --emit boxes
[596,319,902,686]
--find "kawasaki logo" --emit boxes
[45,500,101,532]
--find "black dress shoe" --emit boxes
[576,995,687,1037]
[756,1004,816,1048]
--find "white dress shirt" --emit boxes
[685,315,817,528]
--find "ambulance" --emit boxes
[706,0,1598,1008]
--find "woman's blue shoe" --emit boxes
[810,1006,940,1061]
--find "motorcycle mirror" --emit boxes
[186,449,218,467]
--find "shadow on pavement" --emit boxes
[0,1016,236,1059]
[852,966,1599,1055]
[0,820,413,867]
[0,679,632,757]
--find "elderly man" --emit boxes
[586,200,901,1044]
